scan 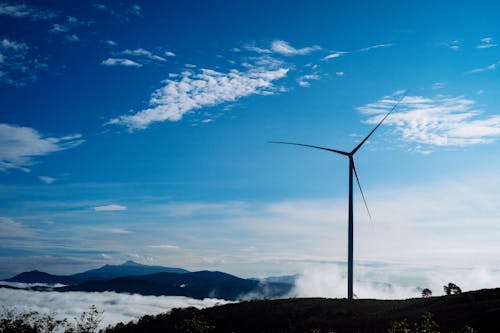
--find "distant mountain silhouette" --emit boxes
[4,270,75,285]
[4,261,189,285]
[1,262,293,300]
[57,270,292,300]
[70,260,189,283]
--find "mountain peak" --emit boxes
[121,260,142,267]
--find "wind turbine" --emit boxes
[270,93,406,300]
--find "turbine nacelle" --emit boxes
[269,91,407,299]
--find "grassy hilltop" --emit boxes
[103,287,500,333]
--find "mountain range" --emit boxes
[0,261,293,301]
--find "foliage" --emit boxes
[443,283,462,295]
[388,312,438,333]
[421,288,432,298]
[387,312,477,333]
[0,306,102,333]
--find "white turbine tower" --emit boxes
[270,93,406,300]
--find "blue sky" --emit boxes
[1,0,500,293]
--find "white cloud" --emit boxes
[322,52,346,61]
[270,40,321,56]
[93,204,128,211]
[0,123,84,172]
[101,58,142,67]
[38,176,56,184]
[335,71,344,76]
[0,38,46,86]
[108,66,288,130]
[477,37,497,49]
[122,48,166,62]
[164,51,175,57]
[358,94,500,150]
[296,74,320,87]
[466,63,496,74]
[0,289,228,330]
[358,43,393,52]
[0,2,56,20]
[48,16,86,42]
[106,40,117,46]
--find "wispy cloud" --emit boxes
[122,48,166,62]
[442,39,461,50]
[270,40,321,56]
[466,62,497,74]
[164,51,176,57]
[38,176,56,184]
[0,38,47,86]
[322,51,347,61]
[148,244,180,250]
[358,93,500,151]
[93,204,127,212]
[108,65,288,130]
[245,40,321,56]
[91,2,141,20]
[296,74,320,87]
[0,217,34,238]
[101,58,142,67]
[0,123,84,172]
[476,37,497,49]
[358,43,393,52]
[0,1,56,20]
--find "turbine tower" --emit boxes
[270,93,406,300]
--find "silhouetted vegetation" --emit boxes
[421,288,432,297]
[0,305,102,333]
[443,282,462,295]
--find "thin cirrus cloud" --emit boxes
[0,1,57,20]
[466,62,497,74]
[108,66,289,130]
[358,43,394,52]
[101,57,142,67]
[93,204,128,211]
[476,37,497,49]
[322,51,347,61]
[0,123,84,172]
[358,93,500,152]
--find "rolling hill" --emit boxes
[103,288,500,332]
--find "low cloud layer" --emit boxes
[292,263,500,300]
[0,289,229,329]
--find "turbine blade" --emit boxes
[351,90,408,155]
[268,141,349,156]
[352,161,371,219]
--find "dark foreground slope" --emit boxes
[104,288,500,333]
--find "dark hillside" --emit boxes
[104,287,500,333]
